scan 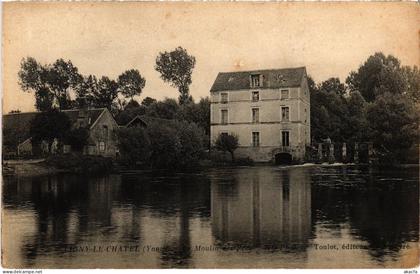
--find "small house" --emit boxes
[3,108,120,158]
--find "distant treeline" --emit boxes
[309,52,419,164]
[16,51,420,165]
[18,47,196,113]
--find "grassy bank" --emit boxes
[45,154,114,175]
[3,160,64,177]
[3,154,114,177]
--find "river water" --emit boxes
[2,165,419,268]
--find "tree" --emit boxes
[19,57,52,111]
[401,65,420,103]
[214,133,239,162]
[115,106,146,126]
[310,77,349,142]
[116,127,151,166]
[75,75,97,108]
[176,97,210,140]
[92,76,119,110]
[115,98,128,112]
[155,47,196,104]
[366,92,419,164]
[30,109,71,152]
[18,57,82,110]
[65,128,89,152]
[346,52,406,102]
[48,59,82,109]
[174,120,206,168]
[318,77,347,96]
[344,91,369,142]
[125,99,140,109]
[146,98,180,120]
[147,121,182,168]
[117,69,146,101]
[141,96,157,106]
[35,87,55,111]
[146,120,205,169]
[196,97,211,136]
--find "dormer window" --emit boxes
[250,74,261,88]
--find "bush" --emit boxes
[116,127,151,167]
[147,121,181,168]
[214,133,239,162]
[147,120,206,169]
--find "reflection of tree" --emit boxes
[119,172,211,217]
[211,168,312,252]
[4,171,211,267]
[349,177,419,258]
[9,175,118,264]
[119,172,211,267]
[159,187,191,267]
[311,166,419,260]
[21,176,78,265]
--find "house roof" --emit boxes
[210,67,306,92]
[122,115,175,128]
[2,112,38,143]
[3,108,107,144]
[61,108,105,126]
[124,115,148,128]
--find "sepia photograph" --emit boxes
[1,1,419,270]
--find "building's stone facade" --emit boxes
[84,109,119,157]
[64,108,119,157]
[210,67,311,163]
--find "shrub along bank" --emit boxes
[116,119,207,170]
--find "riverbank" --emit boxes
[3,159,66,177]
[3,157,417,177]
[3,154,114,177]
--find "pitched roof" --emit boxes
[210,67,306,92]
[61,108,105,126]
[3,108,106,143]
[2,112,38,143]
[124,115,148,128]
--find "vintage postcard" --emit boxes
[1,1,419,270]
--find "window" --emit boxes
[221,109,228,125]
[252,132,260,147]
[251,74,261,87]
[99,141,105,152]
[281,106,290,121]
[282,131,290,147]
[304,108,307,123]
[221,93,228,104]
[252,91,259,102]
[281,89,289,99]
[252,108,259,123]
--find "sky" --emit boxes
[2,2,419,113]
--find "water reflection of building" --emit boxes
[211,168,311,250]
